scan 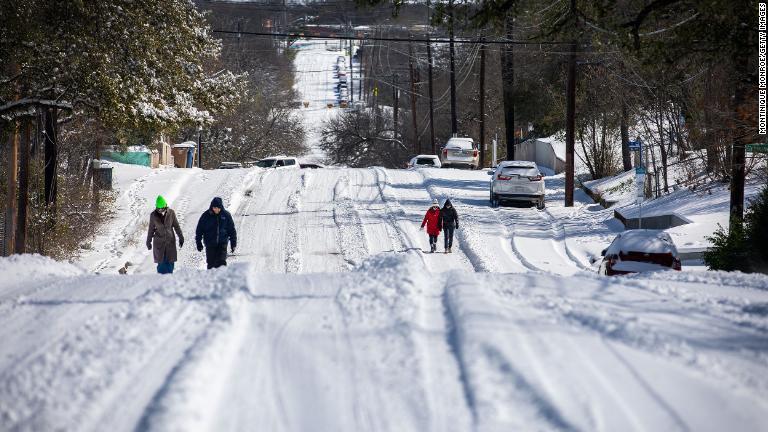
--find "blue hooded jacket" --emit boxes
[195,197,237,249]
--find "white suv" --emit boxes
[255,156,299,169]
[440,137,479,169]
[489,161,545,209]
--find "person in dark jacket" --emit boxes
[421,199,441,253]
[195,197,237,269]
[438,199,459,253]
[147,195,184,274]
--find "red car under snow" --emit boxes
[599,230,682,276]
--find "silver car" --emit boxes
[488,161,545,209]
[440,137,479,169]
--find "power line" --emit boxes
[211,29,572,45]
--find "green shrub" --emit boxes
[704,184,768,273]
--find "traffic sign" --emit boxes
[628,140,641,151]
[746,143,768,153]
[635,166,646,175]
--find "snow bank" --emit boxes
[0,254,84,289]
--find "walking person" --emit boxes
[439,199,459,253]
[420,199,441,253]
[195,197,237,269]
[146,195,184,274]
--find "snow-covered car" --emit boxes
[598,230,682,276]
[440,137,479,169]
[255,156,299,169]
[488,160,545,209]
[407,155,442,169]
[217,162,243,169]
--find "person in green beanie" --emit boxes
[146,195,184,274]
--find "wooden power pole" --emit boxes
[15,119,30,254]
[408,37,420,154]
[448,0,458,136]
[502,13,515,160]
[4,121,18,256]
[426,1,436,154]
[564,41,577,207]
[479,39,486,169]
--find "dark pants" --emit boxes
[428,235,438,247]
[157,259,175,274]
[444,227,455,249]
[205,243,228,269]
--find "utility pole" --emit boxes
[479,39,486,169]
[197,125,203,169]
[393,74,399,142]
[427,0,436,153]
[408,37,420,154]
[426,35,436,154]
[564,0,577,207]
[448,0,458,136]
[358,40,363,101]
[729,67,750,226]
[564,44,577,207]
[349,32,354,103]
[44,107,58,209]
[4,121,18,256]
[15,119,30,254]
[502,12,515,160]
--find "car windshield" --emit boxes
[256,159,276,168]
[416,158,436,165]
[446,139,474,149]
[501,167,538,176]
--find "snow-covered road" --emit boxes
[2,164,768,431]
[2,39,767,431]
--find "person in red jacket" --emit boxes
[421,199,442,253]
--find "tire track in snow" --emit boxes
[332,172,370,269]
[494,205,583,275]
[439,274,479,426]
[284,171,309,273]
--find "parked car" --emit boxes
[440,137,479,169]
[407,155,442,169]
[488,160,545,209]
[300,163,325,169]
[598,230,682,276]
[255,156,300,169]
[217,161,243,169]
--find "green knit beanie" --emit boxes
[155,195,168,209]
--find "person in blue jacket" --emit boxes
[195,197,237,269]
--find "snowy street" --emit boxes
[1,39,767,431]
[2,163,768,431]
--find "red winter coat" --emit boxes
[421,207,441,236]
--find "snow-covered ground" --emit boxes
[2,162,768,431]
[2,38,767,431]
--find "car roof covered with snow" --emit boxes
[606,230,679,256]
[498,160,536,168]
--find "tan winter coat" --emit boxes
[147,208,184,263]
